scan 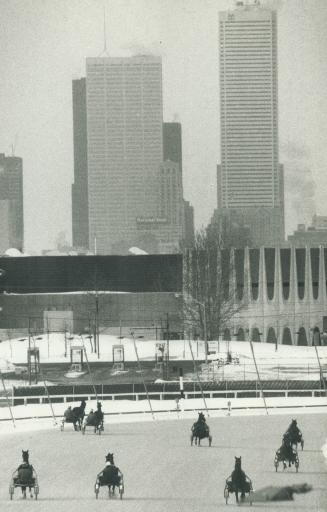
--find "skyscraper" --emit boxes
[217,1,284,246]
[0,153,24,252]
[86,55,163,254]
[163,122,182,173]
[71,78,89,249]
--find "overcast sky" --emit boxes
[1,0,327,252]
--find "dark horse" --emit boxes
[61,400,86,431]
[275,434,298,471]
[225,457,252,504]
[95,452,124,499]
[191,412,212,446]
[13,450,36,499]
[82,402,104,434]
[285,419,304,450]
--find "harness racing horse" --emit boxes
[94,453,124,499]
[11,450,38,500]
[275,435,299,472]
[225,456,253,504]
[285,419,304,450]
[190,413,212,446]
[61,400,86,431]
[82,402,104,435]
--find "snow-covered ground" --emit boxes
[0,332,326,381]
[1,413,325,511]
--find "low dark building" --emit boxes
[0,255,183,336]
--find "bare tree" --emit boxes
[183,227,245,341]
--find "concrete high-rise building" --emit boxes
[0,154,24,252]
[86,55,163,254]
[217,1,284,246]
[71,78,89,249]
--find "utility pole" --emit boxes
[28,317,31,386]
[247,329,269,415]
[312,330,327,396]
[95,291,100,359]
[202,303,208,364]
[188,338,209,416]
[131,331,155,419]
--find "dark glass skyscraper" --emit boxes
[0,153,24,252]
[71,78,89,249]
[163,122,182,173]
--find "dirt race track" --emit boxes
[0,413,326,512]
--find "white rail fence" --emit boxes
[4,388,327,406]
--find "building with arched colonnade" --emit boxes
[222,247,327,346]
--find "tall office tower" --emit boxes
[0,153,24,252]
[183,200,195,248]
[86,55,163,254]
[163,122,182,173]
[218,1,284,246]
[71,78,89,249]
[156,160,184,253]
[163,121,195,249]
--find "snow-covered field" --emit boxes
[0,332,326,381]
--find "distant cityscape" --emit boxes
[1,1,326,256]
[1,0,327,348]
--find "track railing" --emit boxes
[7,388,327,406]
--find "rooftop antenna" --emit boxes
[10,134,18,157]
[99,2,109,57]
[103,3,107,53]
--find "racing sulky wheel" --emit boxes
[119,481,124,500]
[295,456,299,473]
[274,456,279,472]
[224,484,230,504]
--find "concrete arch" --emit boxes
[297,327,308,346]
[222,328,231,341]
[251,327,261,342]
[312,326,321,346]
[266,327,277,344]
[237,328,245,341]
[282,327,292,345]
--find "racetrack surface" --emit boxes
[0,413,326,512]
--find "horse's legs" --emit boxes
[29,486,33,498]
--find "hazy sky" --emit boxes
[1,0,327,252]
